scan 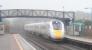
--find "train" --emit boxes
[24,20,65,41]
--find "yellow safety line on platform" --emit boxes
[13,34,24,50]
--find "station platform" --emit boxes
[0,34,36,50]
[65,35,92,44]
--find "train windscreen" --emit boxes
[52,21,62,30]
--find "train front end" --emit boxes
[50,21,64,41]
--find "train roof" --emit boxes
[24,20,63,26]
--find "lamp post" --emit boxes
[62,6,65,18]
[0,5,2,14]
[0,5,2,22]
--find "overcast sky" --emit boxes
[0,0,92,12]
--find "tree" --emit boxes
[84,20,92,25]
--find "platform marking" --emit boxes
[13,34,24,50]
[13,34,36,50]
[17,34,37,50]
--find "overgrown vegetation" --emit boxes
[75,20,92,25]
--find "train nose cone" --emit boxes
[53,30,62,40]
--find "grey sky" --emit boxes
[0,0,92,12]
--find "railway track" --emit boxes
[20,32,86,50]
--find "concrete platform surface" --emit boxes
[0,34,36,50]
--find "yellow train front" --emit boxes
[50,21,64,41]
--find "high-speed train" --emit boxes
[24,20,64,41]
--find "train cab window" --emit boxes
[52,21,62,30]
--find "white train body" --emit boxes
[24,20,64,41]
